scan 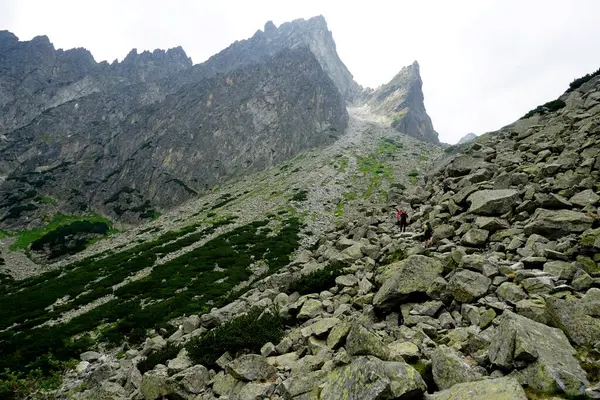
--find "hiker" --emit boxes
[423,221,433,246]
[396,209,409,232]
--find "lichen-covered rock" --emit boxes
[426,377,527,400]
[461,229,489,247]
[373,255,443,309]
[447,270,491,303]
[320,356,426,400]
[496,282,527,304]
[226,354,277,382]
[431,345,484,390]
[489,311,588,397]
[168,365,210,394]
[545,294,600,347]
[297,299,323,320]
[467,189,520,215]
[326,321,351,349]
[524,209,594,239]
[387,341,420,362]
[345,323,388,360]
[140,366,175,400]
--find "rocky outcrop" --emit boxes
[365,61,439,144]
[0,40,347,228]
[457,132,477,144]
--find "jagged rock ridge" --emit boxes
[0,18,352,228]
[365,61,440,144]
[457,133,477,144]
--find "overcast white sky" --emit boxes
[2,0,600,144]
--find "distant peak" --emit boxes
[264,20,277,34]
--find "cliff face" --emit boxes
[365,61,439,144]
[0,24,348,228]
[188,16,362,101]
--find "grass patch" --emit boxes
[186,308,284,369]
[334,202,344,217]
[10,214,113,251]
[38,196,57,205]
[286,262,344,295]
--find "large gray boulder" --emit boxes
[545,294,600,347]
[320,356,426,400]
[461,229,489,247]
[447,270,491,303]
[489,312,588,397]
[496,282,527,305]
[373,255,443,309]
[168,365,210,394]
[467,189,520,215]
[524,209,594,239]
[226,354,277,381]
[140,366,175,400]
[431,345,484,390]
[345,323,388,360]
[426,377,527,400]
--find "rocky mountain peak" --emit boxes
[457,132,477,144]
[365,60,439,144]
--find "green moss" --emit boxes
[334,202,344,217]
[38,196,57,205]
[10,214,113,251]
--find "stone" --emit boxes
[373,255,443,309]
[467,189,520,215]
[234,381,276,399]
[431,345,484,390]
[297,299,323,320]
[515,297,548,324]
[461,229,489,247]
[447,270,491,303]
[496,282,527,304]
[433,224,455,241]
[142,336,167,356]
[521,276,555,294]
[387,341,420,362]
[545,295,600,347]
[335,274,358,287]
[275,337,293,354]
[326,321,351,349]
[167,350,192,374]
[320,356,426,400]
[580,227,600,250]
[169,365,210,394]
[182,315,201,334]
[345,323,388,360]
[212,372,243,397]
[226,354,277,381]
[94,382,127,400]
[572,269,593,291]
[283,370,326,397]
[543,260,576,280]
[569,189,600,207]
[80,351,102,362]
[261,342,276,357]
[524,209,594,239]
[301,317,340,337]
[75,361,90,373]
[489,311,588,397]
[140,367,175,400]
[475,216,510,232]
[426,377,527,400]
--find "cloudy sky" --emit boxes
[2,0,600,144]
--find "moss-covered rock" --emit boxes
[320,356,426,400]
[426,377,526,400]
[431,345,484,390]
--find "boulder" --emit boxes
[226,354,277,382]
[320,356,426,400]
[234,381,276,400]
[301,317,340,338]
[580,227,600,250]
[467,189,520,215]
[447,270,491,303]
[461,229,489,247]
[80,351,102,362]
[431,345,484,390]
[545,295,600,347]
[569,189,600,207]
[475,217,510,232]
[433,224,455,241]
[283,370,326,397]
[524,209,594,239]
[387,341,420,362]
[496,282,527,305]
[489,311,588,397]
[345,323,388,360]
[373,255,443,309]
[326,321,351,349]
[140,367,175,400]
[297,299,323,320]
[426,377,527,400]
[169,365,210,394]
[335,274,358,287]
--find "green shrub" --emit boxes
[567,67,600,92]
[521,99,566,119]
[30,220,110,259]
[186,308,284,368]
[286,262,344,295]
[137,343,181,374]
[291,190,308,202]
